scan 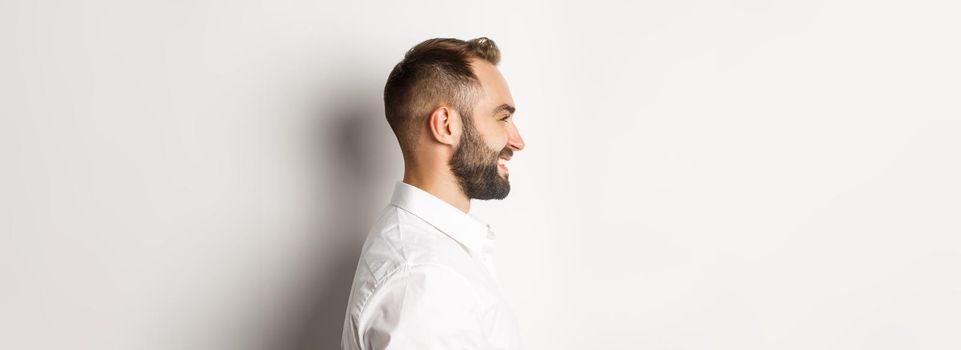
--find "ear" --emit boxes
[427,106,460,146]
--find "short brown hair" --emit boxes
[383,37,501,164]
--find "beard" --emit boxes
[449,113,513,200]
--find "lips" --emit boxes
[498,150,513,173]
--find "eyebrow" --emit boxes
[493,104,516,116]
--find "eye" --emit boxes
[500,115,511,122]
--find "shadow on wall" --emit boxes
[267,83,395,350]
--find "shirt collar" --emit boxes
[389,181,495,258]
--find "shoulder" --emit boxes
[345,206,479,313]
[375,261,483,305]
[359,205,474,282]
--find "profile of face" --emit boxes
[449,60,526,200]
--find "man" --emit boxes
[340,37,526,350]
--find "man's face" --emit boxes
[449,60,526,200]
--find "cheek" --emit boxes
[487,133,507,151]
[489,127,510,148]
[478,123,508,149]
[486,134,508,151]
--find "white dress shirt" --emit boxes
[341,181,523,350]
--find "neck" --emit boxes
[403,165,470,214]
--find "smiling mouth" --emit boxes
[497,149,513,173]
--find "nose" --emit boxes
[507,124,525,151]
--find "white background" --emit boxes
[1,1,959,349]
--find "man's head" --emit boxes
[384,37,525,200]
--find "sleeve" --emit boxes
[359,263,488,350]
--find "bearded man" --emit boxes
[341,37,527,350]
